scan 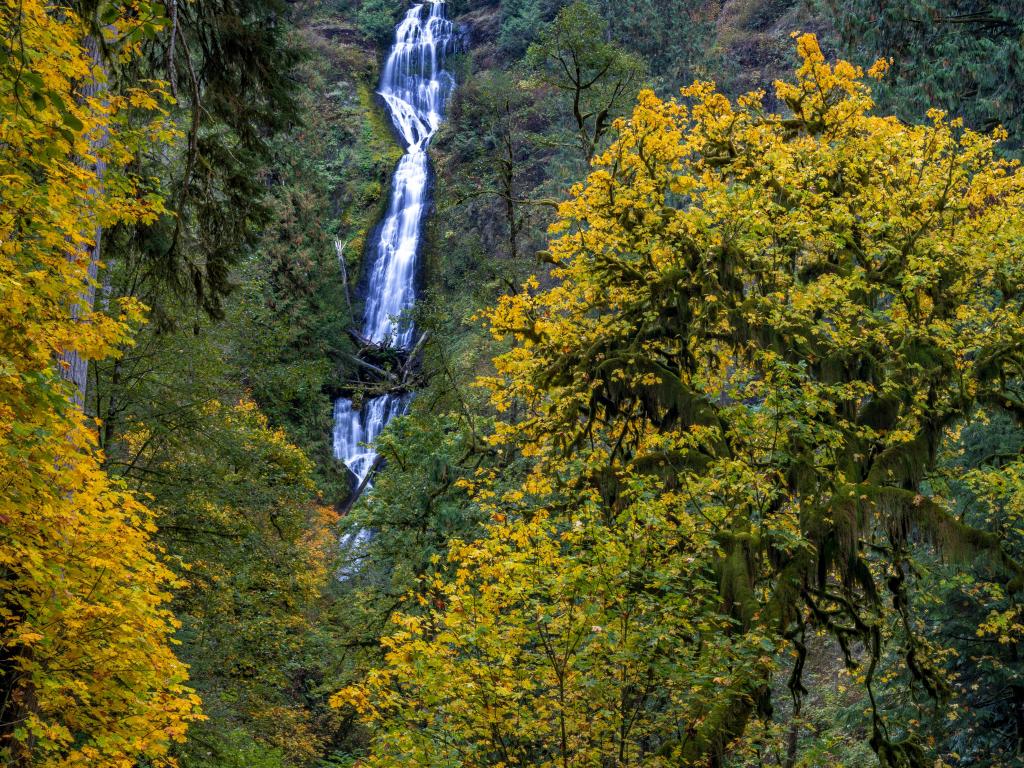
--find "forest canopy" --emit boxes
[6,0,1024,766]
[335,33,1024,768]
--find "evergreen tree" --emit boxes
[826,0,1024,149]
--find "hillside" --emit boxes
[4,1,1024,767]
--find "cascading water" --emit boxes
[333,2,458,489]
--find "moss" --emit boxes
[356,82,403,165]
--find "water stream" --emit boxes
[332,2,458,490]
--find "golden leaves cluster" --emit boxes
[0,1,199,765]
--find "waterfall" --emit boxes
[333,2,458,489]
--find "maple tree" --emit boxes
[336,484,766,767]
[338,34,1024,767]
[0,1,200,765]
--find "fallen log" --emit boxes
[340,453,385,516]
[400,330,431,383]
[346,327,378,349]
[348,354,398,383]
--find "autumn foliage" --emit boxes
[339,35,1024,767]
[0,1,200,765]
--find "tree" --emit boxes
[339,36,1024,766]
[825,0,1024,151]
[128,398,338,766]
[98,0,302,327]
[0,1,201,764]
[335,492,761,768]
[355,0,399,48]
[56,30,107,407]
[594,0,714,92]
[438,68,564,295]
[498,0,565,59]
[908,415,1024,763]
[90,207,353,765]
[526,0,644,162]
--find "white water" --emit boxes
[333,2,458,488]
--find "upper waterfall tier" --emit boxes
[379,2,457,151]
[362,1,457,348]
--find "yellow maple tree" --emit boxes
[0,1,200,765]
[339,35,1024,767]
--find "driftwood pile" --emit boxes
[336,328,430,403]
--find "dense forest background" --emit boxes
[5,0,1024,766]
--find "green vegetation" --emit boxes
[827,0,1024,150]
[8,0,1024,766]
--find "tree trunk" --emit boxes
[58,34,108,409]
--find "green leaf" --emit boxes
[61,110,84,132]
[99,3,120,24]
